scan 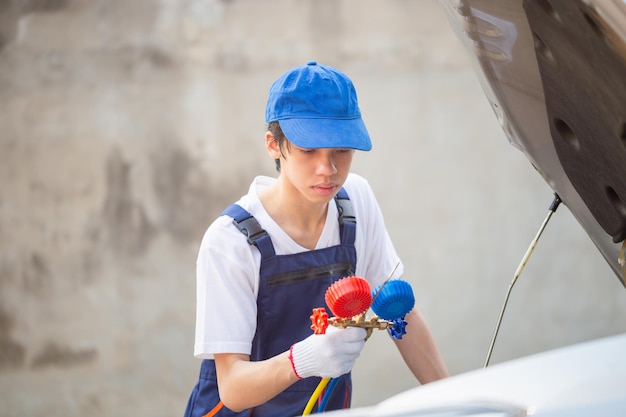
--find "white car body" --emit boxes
[323,333,626,416]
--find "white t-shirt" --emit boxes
[194,173,403,359]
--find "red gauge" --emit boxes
[325,276,372,318]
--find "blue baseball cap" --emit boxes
[265,61,372,151]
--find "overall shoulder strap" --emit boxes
[334,188,356,245]
[221,204,276,258]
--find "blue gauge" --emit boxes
[371,279,415,321]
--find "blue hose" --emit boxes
[317,377,340,413]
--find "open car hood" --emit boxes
[437,0,626,286]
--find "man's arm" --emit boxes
[394,308,449,383]
[214,352,298,412]
[214,326,367,412]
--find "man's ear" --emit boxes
[265,131,281,159]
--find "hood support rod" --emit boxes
[484,193,562,368]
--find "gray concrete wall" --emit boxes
[1,0,625,416]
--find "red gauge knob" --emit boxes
[310,307,329,334]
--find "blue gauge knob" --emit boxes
[389,318,408,340]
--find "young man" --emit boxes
[184,61,448,416]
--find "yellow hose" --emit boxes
[301,377,330,415]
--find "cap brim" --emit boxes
[278,117,372,151]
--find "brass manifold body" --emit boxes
[329,314,393,340]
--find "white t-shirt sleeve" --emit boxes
[344,173,404,288]
[193,215,260,359]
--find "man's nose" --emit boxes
[316,152,337,175]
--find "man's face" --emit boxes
[280,141,355,205]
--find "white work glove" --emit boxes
[289,326,367,379]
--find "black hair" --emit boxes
[267,121,290,172]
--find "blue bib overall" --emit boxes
[184,189,358,417]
